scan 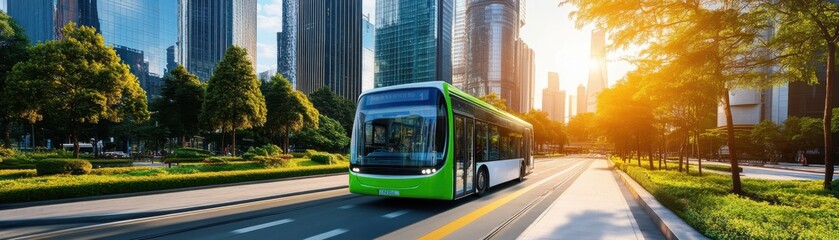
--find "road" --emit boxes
[3,155,664,239]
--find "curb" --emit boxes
[759,165,833,174]
[607,160,708,240]
[0,185,347,229]
[0,172,348,210]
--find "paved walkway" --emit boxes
[0,174,347,226]
[519,159,663,240]
[700,161,834,181]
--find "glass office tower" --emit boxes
[464,0,520,111]
[179,0,257,81]
[6,0,178,99]
[277,0,297,88]
[374,0,453,87]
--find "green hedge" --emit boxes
[88,159,133,168]
[612,157,839,239]
[253,155,293,168]
[310,154,335,164]
[36,159,92,176]
[0,164,348,203]
[90,167,152,175]
[170,148,212,158]
[164,157,208,164]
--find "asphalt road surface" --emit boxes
[9,155,660,240]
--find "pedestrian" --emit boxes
[798,152,808,166]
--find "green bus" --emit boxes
[349,81,534,200]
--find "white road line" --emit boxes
[382,210,410,218]
[338,205,354,209]
[303,229,348,240]
[231,219,294,234]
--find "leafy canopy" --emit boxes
[201,46,266,132]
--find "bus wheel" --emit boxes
[476,168,488,196]
[518,164,525,182]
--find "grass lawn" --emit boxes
[612,157,839,239]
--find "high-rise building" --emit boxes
[587,29,608,112]
[576,84,587,115]
[297,0,362,102]
[542,72,566,122]
[451,0,467,89]
[179,0,257,81]
[258,69,277,83]
[7,0,178,99]
[277,0,297,88]
[567,95,574,122]
[517,40,535,112]
[362,15,375,92]
[463,0,522,112]
[375,0,453,87]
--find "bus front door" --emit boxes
[454,115,475,198]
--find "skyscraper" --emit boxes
[463,0,523,112]
[179,0,257,81]
[362,15,375,92]
[375,0,453,87]
[297,0,362,102]
[7,0,178,99]
[451,0,467,89]
[587,29,608,112]
[277,0,297,88]
[576,84,587,115]
[542,72,566,122]
[517,40,535,112]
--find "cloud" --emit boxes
[257,0,283,31]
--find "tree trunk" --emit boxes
[1,119,10,149]
[648,142,654,170]
[72,126,80,158]
[724,90,743,194]
[636,137,641,167]
[824,42,836,190]
[284,132,290,154]
[220,129,226,155]
[678,136,685,172]
[696,131,703,177]
[232,128,237,157]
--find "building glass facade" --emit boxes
[375,0,453,87]
[464,0,519,111]
[362,16,375,91]
[180,0,256,81]
[277,0,297,88]
[6,0,178,99]
[297,0,362,102]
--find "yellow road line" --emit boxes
[418,161,586,240]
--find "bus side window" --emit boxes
[475,122,488,162]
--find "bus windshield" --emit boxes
[352,88,447,168]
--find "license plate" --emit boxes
[379,189,400,196]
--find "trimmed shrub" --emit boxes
[164,158,208,164]
[170,148,212,158]
[0,148,14,159]
[36,159,92,176]
[204,157,230,166]
[311,154,335,164]
[701,164,743,173]
[304,149,319,157]
[88,159,133,168]
[291,152,306,158]
[242,144,283,160]
[254,155,293,168]
[832,180,839,198]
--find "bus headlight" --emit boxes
[352,167,360,172]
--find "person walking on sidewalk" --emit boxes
[798,152,808,166]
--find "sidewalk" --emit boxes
[0,174,347,228]
[696,160,835,181]
[519,159,663,240]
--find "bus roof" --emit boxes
[358,81,532,128]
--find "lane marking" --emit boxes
[338,205,354,209]
[303,228,348,240]
[418,161,587,240]
[231,218,294,234]
[382,210,410,219]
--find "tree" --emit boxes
[0,11,30,148]
[308,87,355,136]
[479,93,512,112]
[751,120,783,162]
[262,73,318,153]
[200,46,266,156]
[771,0,839,190]
[159,65,204,147]
[567,113,594,142]
[565,0,775,195]
[290,115,349,153]
[6,23,149,158]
